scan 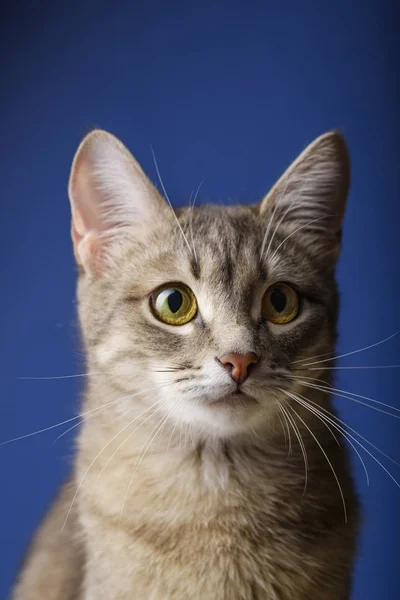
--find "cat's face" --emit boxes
[69,130,349,437]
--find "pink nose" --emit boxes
[218,352,259,384]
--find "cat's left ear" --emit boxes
[259,131,350,264]
[68,129,170,273]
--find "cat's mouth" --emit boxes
[210,390,258,406]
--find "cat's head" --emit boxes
[68,130,349,437]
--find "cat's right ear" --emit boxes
[68,130,168,273]
[258,131,350,265]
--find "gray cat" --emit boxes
[13,130,359,599]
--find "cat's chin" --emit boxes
[188,391,266,436]
[210,391,259,407]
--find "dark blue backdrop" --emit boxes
[1,1,399,598]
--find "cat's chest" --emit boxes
[78,445,327,599]
[80,494,302,600]
[80,446,300,558]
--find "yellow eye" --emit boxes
[150,284,197,326]
[262,283,299,324]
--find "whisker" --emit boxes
[118,398,183,528]
[277,400,308,495]
[151,369,182,373]
[189,424,197,454]
[287,386,342,448]
[152,361,195,371]
[282,390,348,523]
[260,167,296,261]
[179,422,184,453]
[150,146,195,262]
[274,399,292,456]
[313,413,341,447]
[62,393,169,530]
[53,382,176,445]
[119,414,169,526]
[292,392,400,491]
[1,382,172,446]
[191,179,203,208]
[188,179,204,265]
[291,376,400,416]
[52,401,141,446]
[299,364,400,371]
[95,407,161,482]
[249,425,263,442]
[269,214,340,264]
[17,371,111,380]
[290,392,369,485]
[184,421,189,450]
[294,331,399,366]
[296,392,400,469]
[53,419,84,444]
[165,418,179,455]
[259,201,282,262]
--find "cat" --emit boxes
[12,129,359,599]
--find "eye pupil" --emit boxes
[167,290,183,313]
[270,288,287,313]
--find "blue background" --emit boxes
[1,1,399,598]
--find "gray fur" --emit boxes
[13,130,359,600]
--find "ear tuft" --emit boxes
[68,129,167,272]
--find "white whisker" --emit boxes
[277,400,308,495]
[296,391,400,469]
[165,419,179,455]
[269,214,339,263]
[294,331,398,366]
[300,364,400,371]
[179,422,184,453]
[1,382,172,446]
[18,371,111,380]
[184,421,189,450]
[282,390,348,523]
[62,394,168,531]
[259,167,295,261]
[53,419,83,444]
[96,407,161,482]
[118,398,183,528]
[291,392,369,485]
[189,425,197,453]
[291,391,400,492]
[188,179,204,266]
[291,376,400,416]
[274,399,292,456]
[150,146,195,261]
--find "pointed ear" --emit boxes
[68,129,168,272]
[259,131,350,264]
